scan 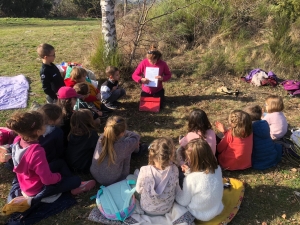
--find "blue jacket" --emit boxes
[252,120,282,170]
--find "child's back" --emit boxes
[137,164,179,215]
[252,119,282,170]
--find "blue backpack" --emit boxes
[91,175,137,221]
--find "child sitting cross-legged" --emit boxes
[244,105,282,170]
[262,95,288,140]
[65,109,99,173]
[1,111,95,215]
[136,137,180,216]
[100,66,126,110]
[216,110,253,170]
[176,138,224,221]
[90,116,140,186]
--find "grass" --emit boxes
[0,18,300,225]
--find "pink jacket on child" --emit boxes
[12,136,61,196]
[132,59,171,94]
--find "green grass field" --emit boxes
[0,18,300,225]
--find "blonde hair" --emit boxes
[228,110,252,138]
[148,137,174,170]
[98,116,127,165]
[70,67,87,82]
[37,43,54,58]
[185,138,218,174]
[146,44,162,61]
[265,95,284,113]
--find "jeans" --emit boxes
[105,88,126,104]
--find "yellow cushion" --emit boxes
[196,178,245,225]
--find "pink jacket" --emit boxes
[217,130,253,171]
[179,129,216,154]
[12,136,61,196]
[132,59,171,94]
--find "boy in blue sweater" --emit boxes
[244,105,282,170]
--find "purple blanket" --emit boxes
[0,75,29,110]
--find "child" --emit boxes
[216,110,253,170]
[244,105,282,170]
[2,111,95,215]
[64,67,102,110]
[179,109,216,154]
[262,95,288,140]
[65,109,99,173]
[100,66,126,110]
[176,138,224,221]
[136,137,179,216]
[132,45,172,108]
[56,86,80,149]
[37,43,65,103]
[90,116,140,186]
[38,104,65,163]
[73,82,108,120]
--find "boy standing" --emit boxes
[100,66,126,109]
[37,43,65,103]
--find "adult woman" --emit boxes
[132,45,171,106]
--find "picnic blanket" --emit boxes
[0,75,29,110]
[88,178,245,225]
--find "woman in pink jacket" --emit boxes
[132,45,172,107]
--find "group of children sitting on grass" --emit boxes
[0,43,288,223]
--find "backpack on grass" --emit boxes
[91,175,137,221]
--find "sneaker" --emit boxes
[100,103,114,113]
[112,101,121,106]
[104,103,117,110]
[71,180,96,195]
[2,196,31,215]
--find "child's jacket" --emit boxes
[217,130,253,170]
[136,164,179,215]
[252,120,282,170]
[12,136,61,196]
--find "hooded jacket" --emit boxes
[252,120,282,170]
[136,164,179,215]
[12,136,61,196]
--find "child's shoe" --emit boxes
[2,196,31,215]
[104,103,117,110]
[71,180,96,195]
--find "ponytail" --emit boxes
[98,116,127,165]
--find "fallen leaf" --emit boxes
[282,214,286,219]
[291,168,297,172]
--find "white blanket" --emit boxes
[0,75,29,110]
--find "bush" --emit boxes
[90,35,121,77]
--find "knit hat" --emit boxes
[57,87,80,99]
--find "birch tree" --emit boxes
[101,0,117,55]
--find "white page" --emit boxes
[144,67,159,87]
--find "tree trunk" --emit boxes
[100,0,117,55]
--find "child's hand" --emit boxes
[215,121,226,133]
[181,164,190,173]
[140,78,150,84]
[155,75,163,81]
[96,93,101,100]
[112,86,118,91]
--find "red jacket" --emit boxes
[217,130,253,170]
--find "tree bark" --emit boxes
[100,0,117,55]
